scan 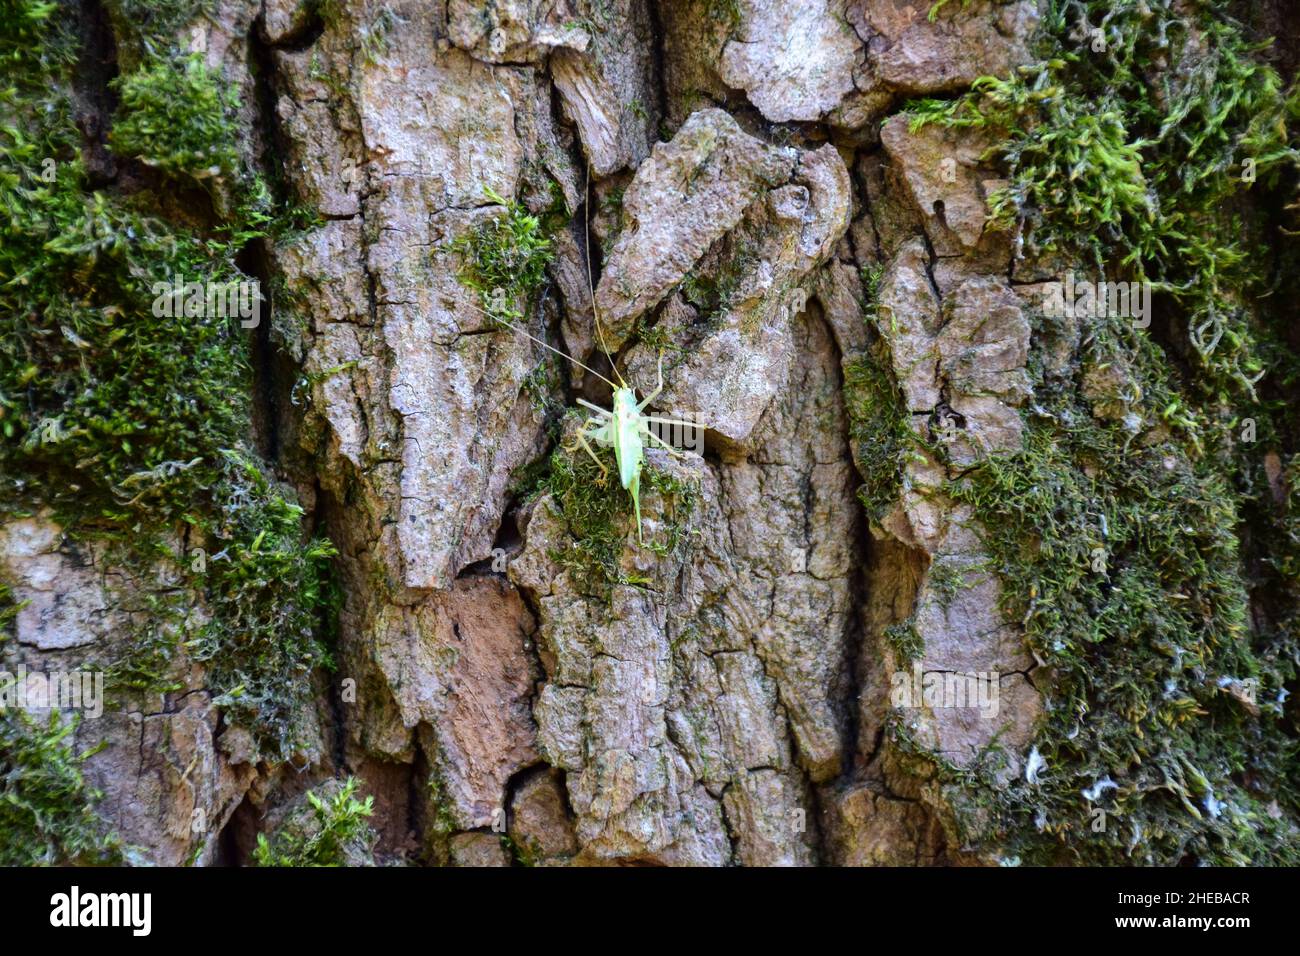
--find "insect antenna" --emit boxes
[461,296,621,391]
[582,165,628,389]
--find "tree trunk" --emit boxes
[2,0,1297,867]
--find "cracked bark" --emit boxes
[13,0,1291,867]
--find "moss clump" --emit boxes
[2,3,337,766]
[906,0,1300,402]
[540,423,698,598]
[927,560,975,611]
[679,239,757,330]
[94,448,338,761]
[0,183,253,525]
[844,260,915,525]
[253,777,375,867]
[0,581,22,643]
[633,314,686,358]
[948,417,1284,862]
[101,0,213,66]
[926,0,972,22]
[453,185,554,322]
[884,617,923,665]
[110,53,240,182]
[499,832,540,867]
[704,0,741,30]
[187,451,339,757]
[0,710,122,866]
[844,343,914,524]
[902,307,1300,865]
[543,438,635,596]
[886,0,1300,864]
[1,22,258,530]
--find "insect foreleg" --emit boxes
[636,352,665,411]
[576,397,612,418]
[570,422,611,483]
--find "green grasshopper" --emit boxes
[570,353,700,541]
[461,184,702,541]
[466,296,701,541]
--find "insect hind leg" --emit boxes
[644,429,692,460]
[641,415,704,458]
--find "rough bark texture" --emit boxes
[3,0,1299,867]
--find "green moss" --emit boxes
[918,308,1300,863]
[186,451,339,758]
[883,0,1300,864]
[679,239,756,330]
[1,4,338,764]
[253,777,375,867]
[499,832,540,867]
[101,0,213,66]
[453,185,554,323]
[358,8,396,65]
[926,0,972,22]
[859,262,884,306]
[110,52,240,183]
[1,38,258,530]
[92,451,339,761]
[600,184,627,240]
[0,581,23,644]
[633,315,679,356]
[522,358,564,423]
[643,465,699,561]
[927,560,975,611]
[843,257,916,524]
[541,423,698,598]
[844,343,914,524]
[543,437,633,596]
[705,0,742,32]
[884,617,923,665]
[98,593,189,694]
[905,0,1300,403]
[0,709,122,866]
[306,0,344,29]
[424,760,461,848]
[0,184,252,525]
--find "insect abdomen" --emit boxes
[613,389,643,490]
